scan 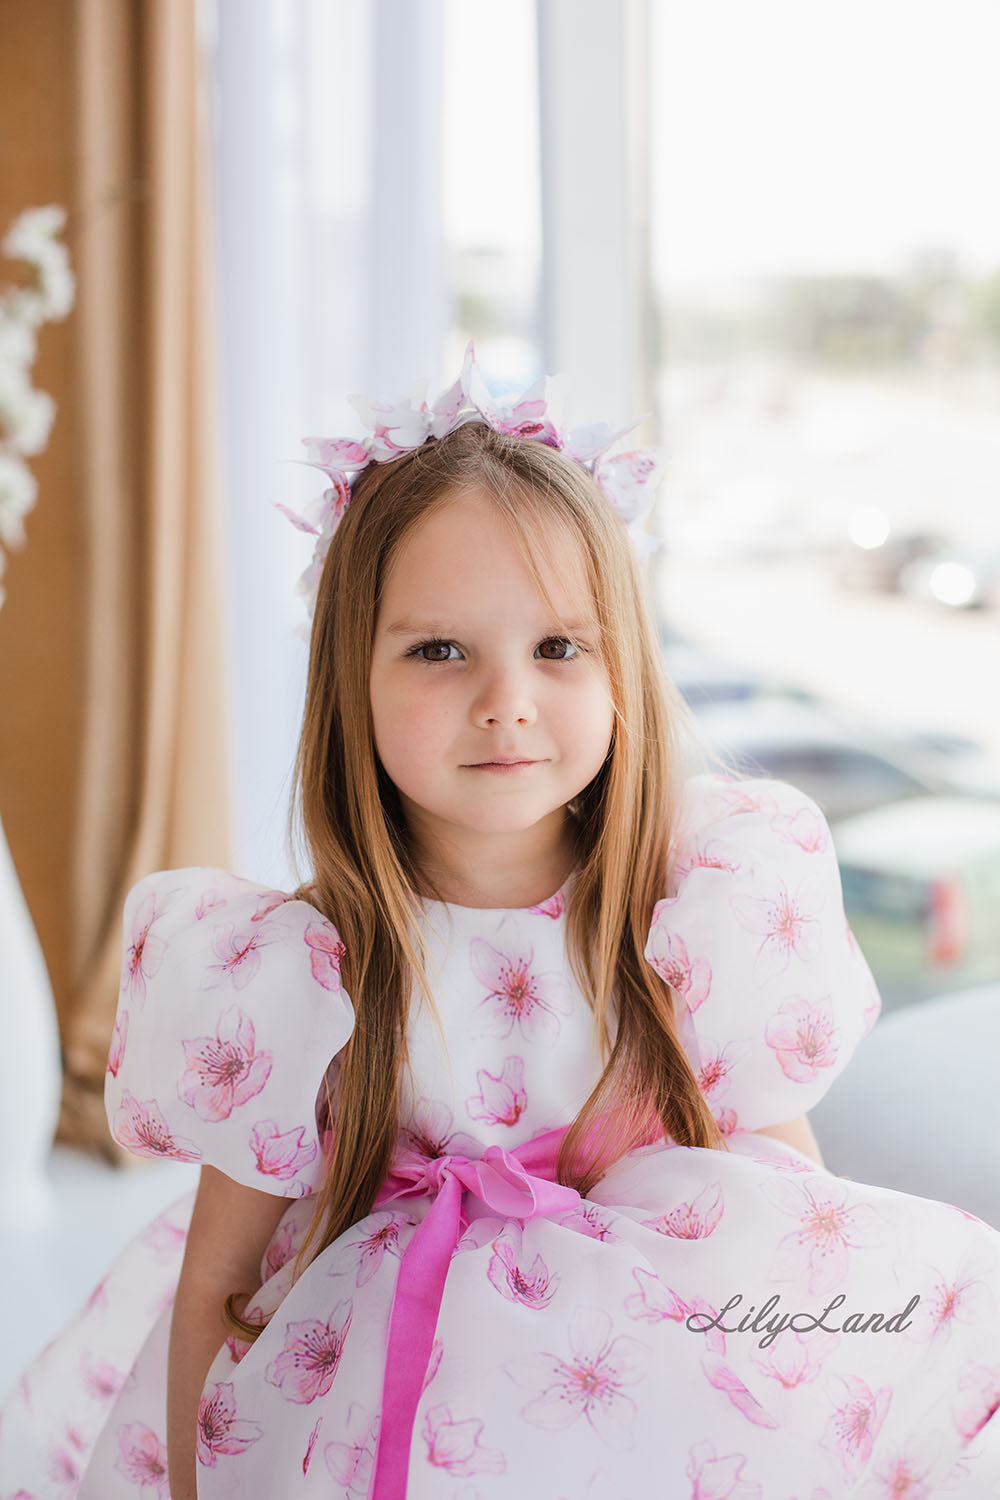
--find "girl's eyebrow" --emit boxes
[384,617,596,637]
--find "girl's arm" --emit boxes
[167,1165,290,1500]
[755,1113,825,1167]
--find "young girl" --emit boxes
[2,346,999,1499]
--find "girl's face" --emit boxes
[369,487,615,871]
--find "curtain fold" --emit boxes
[0,0,234,1157]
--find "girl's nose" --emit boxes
[472,663,539,729]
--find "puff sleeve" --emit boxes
[645,774,882,1135]
[104,868,355,1196]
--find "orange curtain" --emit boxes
[0,0,235,1154]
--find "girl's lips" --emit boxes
[466,760,540,774]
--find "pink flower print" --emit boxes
[685,1438,762,1500]
[195,887,228,920]
[670,839,743,885]
[422,1403,506,1477]
[264,1219,296,1280]
[644,924,712,1013]
[820,1374,891,1481]
[764,996,840,1083]
[304,919,346,990]
[206,918,279,990]
[122,892,168,1007]
[760,1174,887,1296]
[49,1441,81,1487]
[730,875,824,983]
[530,890,565,917]
[303,1417,323,1475]
[325,1403,380,1496]
[140,1209,188,1261]
[423,1338,444,1391]
[81,1354,125,1401]
[178,1005,273,1121]
[507,1305,650,1448]
[107,1009,128,1077]
[225,1303,265,1365]
[266,1300,353,1403]
[113,1093,203,1163]
[750,1329,839,1390]
[344,1211,410,1286]
[715,1106,740,1136]
[487,1239,558,1308]
[907,1243,998,1345]
[470,920,573,1043]
[250,1119,317,1184]
[701,1357,779,1429]
[114,1422,171,1497]
[196,1382,263,1466]
[862,1434,943,1500]
[696,1042,743,1103]
[466,1056,528,1127]
[560,1203,620,1241]
[953,1361,1000,1442]
[403,1099,480,1160]
[251,888,295,920]
[624,1270,726,1354]
[642,1182,724,1239]
[770,805,829,854]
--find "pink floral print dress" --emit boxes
[2,774,1000,1499]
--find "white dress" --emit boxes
[2,774,1000,1499]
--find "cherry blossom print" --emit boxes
[857,1432,944,1500]
[343,1211,411,1286]
[325,1403,380,1496]
[749,1148,815,1175]
[422,1403,506,1477]
[121,891,169,1007]
[644,924,712,1013]
[685,1438,762,1500]
[112,1092,203,1163]
[303,918,346,990]
[114,1421,171,1497]
[906,1243,999,1345]
[715,1106,741,1136]
[506,1305,650,1448]
[759,1175,887,1296]
[250,1119,317,1183]
[695,1041,745,1104]
[730,874,824,984]
[770,804,829,854]
[251,887,295,920]
[487,1239,559,1308]
[819,1374,891,1481]
[265,1300,353,1403]
[530,890,566,918]
[107,1009,128,1077]
[764,996,840,1083]
[139,1209,187,1261]
[178,1005,273,1121]
[194,887,228,920]
[80,1354,125,1401]
[470,919,574,1043]
[195,1382,263,1467]
[264,1219,297,1280]
[225,1304,266,1366]
[623,1269,726,1354]
[423,1339,444,1391]
[953,1361,1000,1442]
[670,839,744,885]
[701,1357,780,1429]
[48,1441,81,1488]
[303,1417,323,1475]
[402,1099,480,1160]
[559,1203,620,1242]
[642,1182,724,1239]
[466,1056,528,1127]
[749,1328,839,1391]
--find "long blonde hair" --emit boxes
[227,420,730,1338]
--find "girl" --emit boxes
[2,346,999,1499]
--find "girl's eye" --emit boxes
[405,636,580,664]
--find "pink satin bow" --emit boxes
[369,1126,580,1499]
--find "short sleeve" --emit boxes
[104,867,355,1196]
[644,774,882,1135]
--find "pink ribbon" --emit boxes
[369,1125,580,1499]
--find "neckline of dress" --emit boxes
[417,866,578,915]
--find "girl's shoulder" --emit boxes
[107,867,354,1195]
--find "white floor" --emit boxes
[1,1146,199,1403]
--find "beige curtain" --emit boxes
[0,0,235,1155]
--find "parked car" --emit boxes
[832,797,1000,1013]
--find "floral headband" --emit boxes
[276,340,665,628]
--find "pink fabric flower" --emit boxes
[907,1244,999,1345]
[862,1435,942,1500]
[644,925,713,1013]
[304,919,346,989]
[764,996,840,1082]
[685,1438,762,1500]
[249,1119,318,1184]
[178,1005,273,1121]
[770,805,829,854]
[195,887,228,920]
[422,1402,506,1477]
[122,892,168,1007]
[206,918,282,991]
[508,1306,650,1448]
[264,1219,297,1280]
[112,1093,203,1163]
[760,1175,887,1296]
[106,1009,128,1077]
[695,1042,744,1103]
[671,840,743,884]
[402,1099,480,1160]
[953,1361,1000,1442]
[701,1357,779,1429]
[196,1382,263,1466]
[344,1211,410,1286]
[559,1204,620,1242]
[140,1209,188,1261]
[749,1329,839,1390]
[324,1403,380,1496]
[642,1182,724,1239]
[730,875,824,983]
[819,1374,891,1481]
[487,1239,558,1308]
[80,1355,124,1401]
[530,890,566,918]
[303,1417,323,1475]
[114,1422,171,1498]
[466,1056,528,1127]
[470,920,574,1043]
[624,1270,726,1355]
[266,1301,353,1403]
